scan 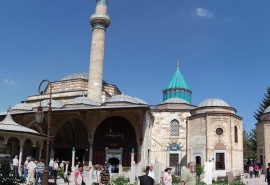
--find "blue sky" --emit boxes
[1,1,270,131]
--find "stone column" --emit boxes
[18,144,23,176]
[89,139,94,167]
[130,149,135,184]
[119,147,123,174]
[39,147,42,160]
[72,147,76,169]
[166,151,170,167]
[88,0,110,102]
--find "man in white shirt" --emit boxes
[52,160,59,180]
[23,157,30,180]
[148,164,156,185]
[12,155,19,176]
[49,157,54,179]
[27,158,37,185]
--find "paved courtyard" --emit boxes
[242,173,267,185]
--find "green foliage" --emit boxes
[0,161,25,185]
[57,168,65,179]
[243,128,257,159]
[254,87,270,121]
[171,174,180,184]
[230,179,245,185]
[212,179,228,185]
[195,165,204,178]
[112,176,135,185]
[197,180,206,185]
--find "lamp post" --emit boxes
[35,79,52,185]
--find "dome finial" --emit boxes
[177,60,180,69]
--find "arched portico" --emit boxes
[53,118,89,163]
[93,116,137,168]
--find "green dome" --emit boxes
[163,66,192,103]
[166,68,190,89]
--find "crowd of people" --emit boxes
[12,155,270,185]
[13,155,78,185]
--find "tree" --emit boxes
[243,128,257,159]
[254,87,270,121]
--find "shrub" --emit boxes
[171,174,180,184]
[112,176,135,185]
[230,179,245,185]
[0,161,25,185]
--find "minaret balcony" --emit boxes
[90,14,111,29]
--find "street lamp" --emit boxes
[35,79,52,185]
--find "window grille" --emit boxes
[170,120,179,136]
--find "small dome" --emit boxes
[162,98,189,104]
[199,98,229,107]
[67,97,100,106]
[264,106,270,113]
[12,103,33,111]
[36,99,63,109]
[134,97,148,105]
[106,95,147,105]
[61,73,89,81]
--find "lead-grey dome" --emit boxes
[162,98,189,104]
[61,73,89,81]
[67,97,100,106]
[36,99,63,109]
[264,106,270,113]
[199,98,229,107]
[12,103,33,111]
[106,95,147,105]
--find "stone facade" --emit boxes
[256,110,270,172]
[188,106,243,177]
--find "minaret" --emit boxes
[88,0,110,102]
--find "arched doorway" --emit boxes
[93,116,137,167]
[54,118,89,163]
[196,156,201,166]
[109,157,119,173]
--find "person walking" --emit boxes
[35,159,45,185]
[266,163,270,185]
[92,165,101,185]
[181,162,196,185]
[137,166,154,185]
[99,163,111,185]
[74,164,84,185]
[162,167,172,185]
[254,164,259,178]
[52,160,59,180]
[249,165,254,179]
[23,157,30,180]
[27,158,37,185]
[48,157,54,179]
[64,160,72,183]
[12,155,19,176]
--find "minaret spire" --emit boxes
[87,0,110,102]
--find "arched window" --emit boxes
[234,126,238,143]
[170,120,179,136]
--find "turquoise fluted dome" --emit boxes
[166,68,190,89]
[163,66,192,103]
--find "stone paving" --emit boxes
[242,173,268,185]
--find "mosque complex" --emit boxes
[0,0,244,179]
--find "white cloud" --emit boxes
[196,8,213,18]
[2,78,15,84]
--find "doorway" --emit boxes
[108,158,119,173]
